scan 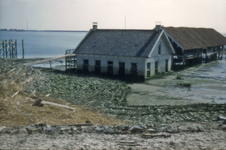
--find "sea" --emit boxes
[0,31,226,59]
[0,31,87,58]
[0,31,226,69]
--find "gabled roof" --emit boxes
[74,29,164,58]
[164,27,226,50]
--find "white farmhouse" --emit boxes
[74,23,175,81]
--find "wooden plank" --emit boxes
[67,123,93,126]
[141,133,171,138]
[218,115,226,121]
[24,54,76,66]
[118,140,139,146]
[41,100,75,110]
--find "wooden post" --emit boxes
[15,40,17,58]
[65,57,67,70]
[2,40,4,57]
[5,40,7,58]
[49,61,51,69]
[22,39,24,59]
[9,40,11,58]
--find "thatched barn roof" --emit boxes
[164,27,226,50]
[75,29,163,58]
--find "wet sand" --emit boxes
[127,60,226,105]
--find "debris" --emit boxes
[67,123,93,126]
[0,126,6,132]
[218,115,226,121]
[11,91,19,98]
[129,125,143,132]
[19,113,31,116]
[46,126,61,135]
[104,130,128,134]
[85,120,91,124]
[147,128,156,133]
[118,140,139,146]
[32,99,42,106]
[141,133,171,138]
[41,100,75,110]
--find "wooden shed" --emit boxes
[164,27,226,69]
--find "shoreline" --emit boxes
[0,58,226,149]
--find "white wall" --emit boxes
[76,54,146,76]
[76,33,173,79]
[144,36,172,78]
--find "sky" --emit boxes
[0,0,226,33]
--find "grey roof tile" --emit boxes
[75,29,161,57]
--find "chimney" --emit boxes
[93,22,98,31]
[155,21,162,32]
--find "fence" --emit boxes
[0,39,25,59]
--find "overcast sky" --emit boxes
[0,0,226,32]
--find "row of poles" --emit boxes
[0,39,24,59]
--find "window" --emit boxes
[107,61,113,75]
[95,60,101,73]
[118,62,125,76]
[147,63,150,69]
[83,59,89,71]
[165,59,168,72]
[158,42,161,55]
[147,63,150,77]
[84,59,89,64]
[155,61,158,74]
[131,63,137,76]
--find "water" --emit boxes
[0,31,87,58]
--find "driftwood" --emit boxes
[141,133,171,138]
[118,140,139,146]
[103,131,128,134]
[11,91,19,98]
[218,115,226,121]
[67,123,93,126]
[41,100,75,110]
[0,126,6,132]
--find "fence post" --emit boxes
[2,40,4,57]
[5,40,7,58]
[9,40,11,58]
[15,39,17,58]
[22,39,24,59]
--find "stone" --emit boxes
[46,126,61,135]
[18,127,28,134]
[147,128,156,133]
[81,126,93,133]
[113,125,131,131]
[95,127,104,132]
[60,127,72,134]
[0,126,6,133]
[129,125,143,132]
[25,126,42,134]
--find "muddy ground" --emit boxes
[127,60,226,106]
[1,58,226,149]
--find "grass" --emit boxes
[0,67,129,127]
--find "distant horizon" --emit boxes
[1,28,226,35]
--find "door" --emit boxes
[165,59,168,72]
[107,61,113,76]
[118,62,125,77]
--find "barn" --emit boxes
[164,27,226,69]
[73,23,175,81]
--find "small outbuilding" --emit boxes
[73,23,175,81]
